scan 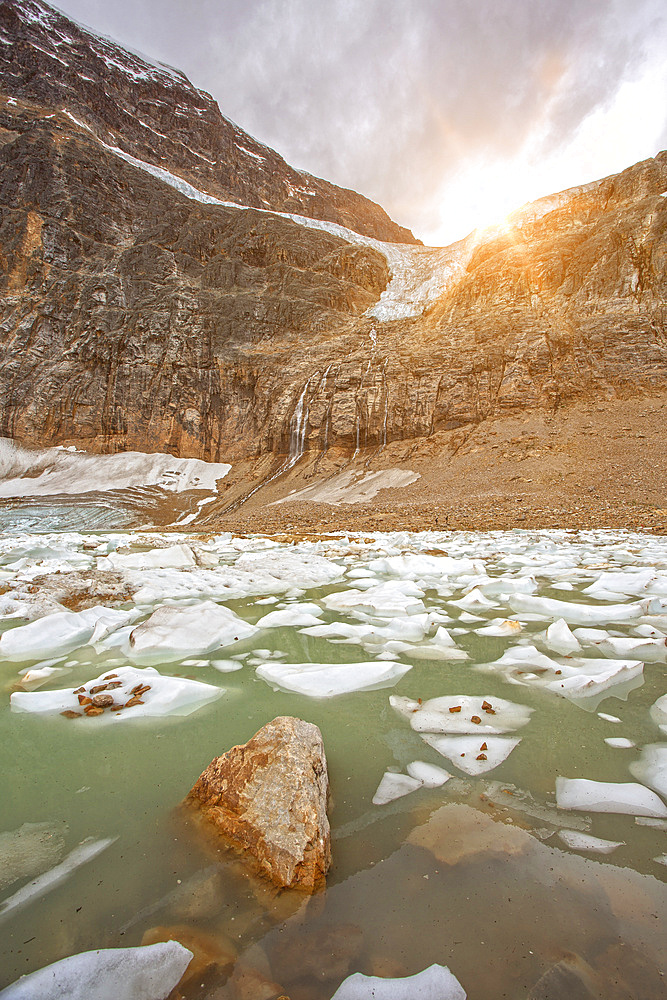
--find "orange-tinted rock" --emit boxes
[185,717,330,891]
[141,923,236,988]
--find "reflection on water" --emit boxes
[0,519,665,999]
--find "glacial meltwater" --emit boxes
[0,525,665,999]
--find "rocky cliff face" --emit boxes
[0,0,416,244]
[0,0,666,476]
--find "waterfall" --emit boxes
[285,379,311,470]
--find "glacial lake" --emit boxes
[0,524,665,999]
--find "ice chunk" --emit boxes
[509,593,650,623]
[128,601,257,663]
[630,744,667,798]
[372,771,422,805]
[323,581,424,617]
[10,666,223,720]
[635,816,667,830]
[649,694,667,735]
[255,660,411,697]
[555,777,667,818]
[390,694,532,734]
[451,588,497,611]
[420,734,521,775]
[98,544,195,571]
[330,963,466,1000]
[406,761,451,786]
[0,941,193,999]
[236,549,345,590]
[0,606,130,661]
[583,569,661,598]
[209,659,244,673]
[0,837,116,921]
[256,605,323,628]
[598,712,622,723]
[17,664,68,690]
[475,619,523,637]
[479,644,643,707]
[544,619,581,655]
[604,737,635,748]
[557,830,624,853]
[585,635,667,661]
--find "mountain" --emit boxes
[0,0,666,530]
[0,0,417,243]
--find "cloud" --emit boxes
[55,0,667,243]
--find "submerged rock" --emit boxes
[184,716,331,890]
[0,822,65,891]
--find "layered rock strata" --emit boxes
[0,0,666,473]
[184,716,331,891]
[0,0,416,243]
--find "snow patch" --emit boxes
[0,439,230,497]
[271,469,420,506]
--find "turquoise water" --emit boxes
[0,526,665,999]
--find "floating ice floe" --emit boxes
[630,744,667,799]
[255,659,411,697]
[322,581,425,618]
[255,603,323,628]
[604,737,635,749]
[557,830,625,854]
[10,666,223,721]
[598,712,622,723]
[406,761,451,787]
[97,543,196,571]
[128,549,345,605]
[543,619,581,654]
[555,777,667,818]
[582,569,667,599]
[474,619,523,637]
[372,761,451,805]
[478,644,644,707]
[650,694,667,735]
[17,663,69,690]
[127,601,257,663]
[390,694,532,734]
[329,963,466,1000]
[450,588,497,612]
[0,942,193,1000]
[209,659,244,673]
[580,634,667,661]
[0,607,136,661]
[0,837,116,921]
[372,772,423,805]
[508,593,655,623]
[420,734,521,776]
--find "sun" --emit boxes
[423,158,543,246]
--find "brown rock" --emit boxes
[141,923,235,988]
[184,717,331,891]
[91,693,114,708]
[407,803,533,866]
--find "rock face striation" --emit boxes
[0,0,666,477]
[184,716,331,891]
[0,0,416,244]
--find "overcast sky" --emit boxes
[54,0,667,245]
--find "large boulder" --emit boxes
[184,716,331,891]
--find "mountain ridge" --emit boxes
[0,0,666,533]
[0,0,418,244]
